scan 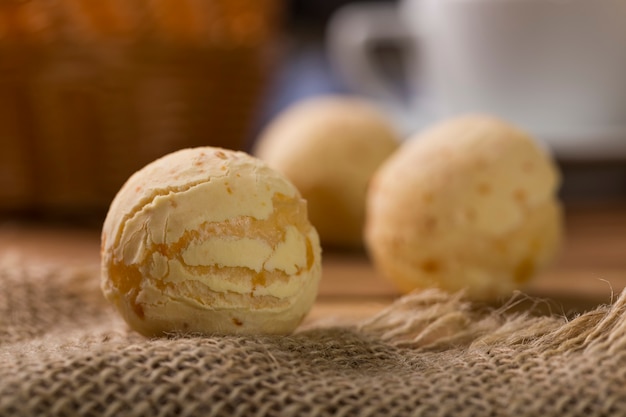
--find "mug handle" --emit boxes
[326,2,414,121]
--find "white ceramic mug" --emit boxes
[327,0,626,158]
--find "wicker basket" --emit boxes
[0,0,281,214]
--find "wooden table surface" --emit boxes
[0,201,624,325]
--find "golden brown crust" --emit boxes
[101,147,322,336]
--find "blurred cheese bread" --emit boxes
[255,96,399,248]
[365,115,562,301]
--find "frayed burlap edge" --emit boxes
[356,287,625,355]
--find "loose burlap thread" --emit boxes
[1,255,626,417]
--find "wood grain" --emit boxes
[0,201,624,322]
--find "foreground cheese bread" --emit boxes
[101,147,322,336]
[365,115,562,301]
[255,96,399,248]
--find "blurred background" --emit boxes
[0,0,625,225]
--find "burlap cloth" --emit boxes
[2,254,626,417]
